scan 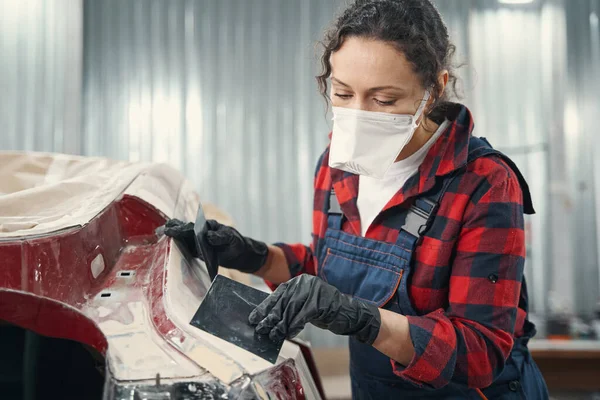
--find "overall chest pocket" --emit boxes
[319,230,408,308]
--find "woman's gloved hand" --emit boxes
[163,219,269,273]
[249,274,381,344]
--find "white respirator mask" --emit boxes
[329,91,430,179]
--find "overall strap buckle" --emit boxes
[327,189,344,231]
[401,197,437,238]
[400,173,459,245]
[329,189,342,215]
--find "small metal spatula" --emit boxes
[193,203,219,281]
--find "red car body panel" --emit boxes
[0,152,323,399]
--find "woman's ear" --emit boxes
[438,69,449,98]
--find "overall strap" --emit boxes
[326,174,456,249]
[468,137,535,215]
[327,189,344,230]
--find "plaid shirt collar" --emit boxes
[330,104,474,235]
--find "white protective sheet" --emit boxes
[0,151,152,238]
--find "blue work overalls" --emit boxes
[316,136,549,399]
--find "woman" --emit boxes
[166,0,549,398]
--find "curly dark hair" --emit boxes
[317,0,458,119]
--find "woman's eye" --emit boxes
[374,98,396,106]
[334,93,352,100]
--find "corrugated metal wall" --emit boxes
[79,0,476,249]
[82,0,347,247]
[566,0,600,316]
[0,0,83,154]
[2,0,600,336]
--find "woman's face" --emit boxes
[329,36,428,115]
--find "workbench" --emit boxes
[313,339,600,395]
[529,340,600,391]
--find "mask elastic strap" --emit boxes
[412,91,431,127]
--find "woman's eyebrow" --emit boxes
[331,77,350,87]
[367,85,407,94]
[331,77,407,94]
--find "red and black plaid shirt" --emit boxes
[273,104,530,389]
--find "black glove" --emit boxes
[163,219,268,274]
[248,275,381,344]
[163,219,199,256]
